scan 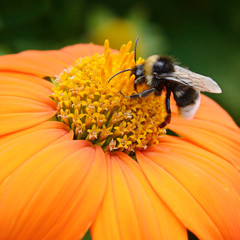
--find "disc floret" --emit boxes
[51,40,167,153]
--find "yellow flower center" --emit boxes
[51,40,167,154]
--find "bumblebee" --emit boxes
[109,37,222,127]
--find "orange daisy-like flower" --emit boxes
[0,40,240,240]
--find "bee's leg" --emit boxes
[119,88,158,99]
[125,88,158,99]
[159,89,171,128]
[134,76,145,91]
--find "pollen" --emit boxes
[51,40,167,153]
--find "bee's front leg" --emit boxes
[119,88,159,99]
[133,76,145,91]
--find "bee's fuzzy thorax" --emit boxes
[144,55,159,77]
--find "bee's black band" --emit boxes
[173,86,199,107]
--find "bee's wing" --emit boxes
[163,65,222,93]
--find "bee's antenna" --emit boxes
[108,37,139,83]
[108,68,132,83]
[134,36,139,63]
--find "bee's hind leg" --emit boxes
[159,88,171,128]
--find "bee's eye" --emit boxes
[133,65,144,78]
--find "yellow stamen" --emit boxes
[51,40,167,153]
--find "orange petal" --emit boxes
[169,115,240,170]
[61,43,106,58]
[194,95,238,129]
[0,141,107,240]
[159,136,240,194]
[0,121,71,146]
[0,50,70,77]
[37,50,78,65]
[91,151,187,240]
[61,43,119,59]
[0,44,111,77]
[0,72,53,91]
[0,121,73,185]
[137,135,240,240]
[0,73,53,104]
[0,95,56,135]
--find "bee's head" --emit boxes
[132,64,144,79]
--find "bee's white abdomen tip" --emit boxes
[179,94,201,119]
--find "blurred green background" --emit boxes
[1,0,239,125]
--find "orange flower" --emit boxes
[0,41,240,240]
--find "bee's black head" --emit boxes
[132,64,145,79]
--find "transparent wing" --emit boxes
[163,65,222,93]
